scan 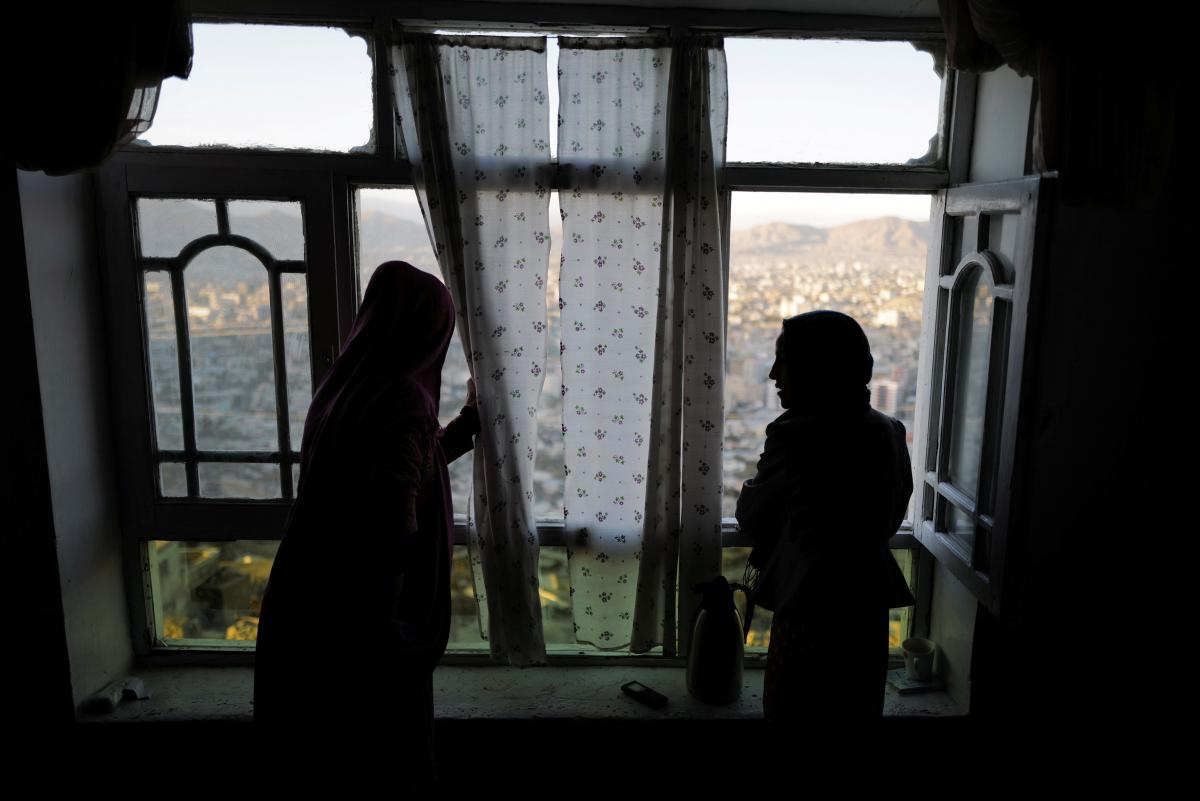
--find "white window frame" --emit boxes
[96,1,964,664]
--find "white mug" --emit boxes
[901,637,936,682]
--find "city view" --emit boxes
[143,194,927,651]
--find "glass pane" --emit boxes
[185,246,278,451]
[137,199,217,258]
[889,548,913,650]
[198,463,280,499]
[726,38,943,164]
[160,462,188,497]
[449,544,485,646]
[722,547,773,649]
[947,265,994,497]
[149,540,279,643]
[536,192,565,522]
[448,544,598,650]
[291,464,301,492]
[355,188,441,290]
[539,546,575,645]
[723,546,915,653]
[944,498,976,556]
[724,192,930,517]
[141,24,373,152]
[986,211,1019,284]
[228,200,305,261]
[281,274,312,452]
[354,187,472,515]
[143,271,184,450]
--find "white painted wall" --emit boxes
[968,66,1034,183]
[19,169,134,711]
[928,559,975,711]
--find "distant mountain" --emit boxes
[729,221,827,252]
[826,216,930,253]
[139,199,929,282]
[730,217,929,258]
[357,209,429,250]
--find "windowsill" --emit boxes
[81,664,962,723]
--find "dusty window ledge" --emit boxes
[80,665,961,723]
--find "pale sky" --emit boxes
[149,24,938,228]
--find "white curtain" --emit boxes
[558,38,729,654]
[394,33,729,660]
[394,34,552,665]
[636,39,730,656]
[557,38,674,649]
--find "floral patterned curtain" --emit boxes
[557,38,674,649]
[635,39,729,656]
[558,37,729,655]
[394,33,729,661]
[393,34,552,666]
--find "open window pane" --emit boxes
[722,546,915,652]
[144,271,184,450]
[449,544,599,651]
[148,540,278,643]
[141,23,373,152]
[185,246,278,452]
[354,187,474,517]
[722,547,773,649]
[726,38,943,165]
[947,266,994,497]
[943,496,976,556]
[535,193,565,522]
[723,192,930,517]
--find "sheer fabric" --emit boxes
[636,40,730,655]
[557,38,673,649]
[394,33,729,659]
[394,35,552,665]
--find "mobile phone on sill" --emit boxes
[621,680,668,710]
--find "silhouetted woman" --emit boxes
[736,310,914,720]
[254,261,479,776]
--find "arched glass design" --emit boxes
[185,245,278,452]
[947,264,995,497]
[137,199,218,257]
[143,270,184,450]
[135,196,312,500]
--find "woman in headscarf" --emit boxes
[254,261,479,774]
[736,310,914,720]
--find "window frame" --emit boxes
[911,176,1051,616]
[97,1,963,662]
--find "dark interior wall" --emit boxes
[10,166,75,725]
[18,169,134,712]
[969,137,1182,722]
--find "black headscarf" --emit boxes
[781,310,873,416]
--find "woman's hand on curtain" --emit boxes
[465,377,477,408]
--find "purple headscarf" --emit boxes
[298,261,456,486]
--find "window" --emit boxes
[137,23,374,152]
[912,176,1049,614]
[99,10,955,660]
